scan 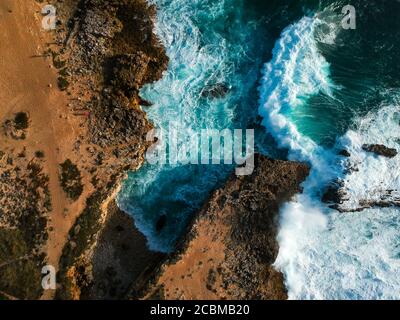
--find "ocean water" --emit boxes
[259,1,400,299]
[118,0,297,252]
[118,0,400,299]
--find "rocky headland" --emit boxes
[0,0,310,300]
[142,155,309,300]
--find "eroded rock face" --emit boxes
[143,154,310,300]
[362,144,398,158]
[53,0,169,300]
[109,53,151,98]
[79,200,165,299]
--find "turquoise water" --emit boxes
[119,0,400,299]
[258,0,400,299]
[118,0,299,252]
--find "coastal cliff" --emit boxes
[0,0,168,300]
[50,0,169,299]
[0,0,309,300]
[143,155,309,300]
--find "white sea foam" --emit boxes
[258,16,400,299]
[258,16,335,162]
[118,0,262,252]
[338,104,400,211]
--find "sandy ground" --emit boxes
[148,211,232,300]
[0,0,90,299]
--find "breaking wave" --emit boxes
[258,15,400,299]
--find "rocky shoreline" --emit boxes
[49,0,169,299]
[141,155,310,300]
[323,144,399,213]
[1,0,310,300]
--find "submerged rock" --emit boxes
[362,144,398,158]
[155,214,167,233]
[338,149,351,157]
[201,83,230,99]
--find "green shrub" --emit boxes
[35,150,45,158]
[58,76,69,91]
[14,112,29,130]
[59,159,83,201]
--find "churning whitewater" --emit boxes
[117,0,273,252]
[116,0,400,299]
[258,15,400,299]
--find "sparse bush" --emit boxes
[58,76,69,91]
[59,159,83,201]
[35,150,45,158]
[14,112,29,130]
[0,228,43,299]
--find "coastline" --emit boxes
[1,0,310,300]
[142,155,309,300]
[49,0,169,299]
[0,0,168,300]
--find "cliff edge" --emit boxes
[143,155,309,300]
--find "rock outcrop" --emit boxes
[50,0,169,299]
[143,154,309,300]
[323,144,399,213]
[362,144,398,158]
[1,0,309,300]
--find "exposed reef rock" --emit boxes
[323,143,399,213]
[143,155,310,300]
[322,182,400,213]
[362,144,398,158]
[321,180,346,208]
[201,83,230,99]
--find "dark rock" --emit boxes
[321,181,344,204]
[86,200,165,299]
[362,144,398,158]
[109,53,151,98]
[138,95,153,107]
[155,214,167,233]
[338,149,351,157]
[201,83,230,99]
